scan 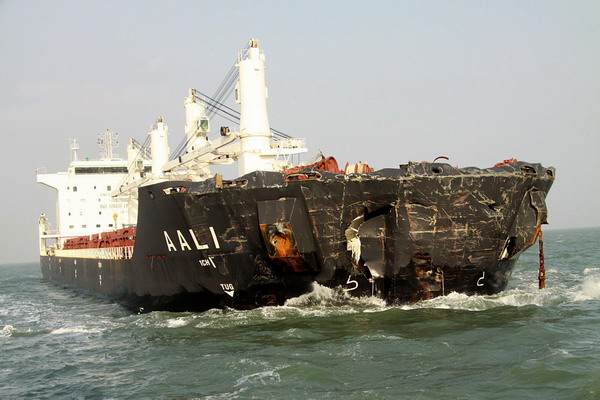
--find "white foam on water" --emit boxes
[341,342,369,360]
[583,268,600,274]
[284,282,349,307]
[397,286,573,311]
[193,321,214,329]
[203,388,248,400]
[574,275,600,301]
[284,282,387,310]
[233,368,282,387]
[396,271,600,312]
[367,333,403,341]
[551,348,573,357]
[1,325,15,337]
[192,267,600,326]
[581,278,600,298]
[49,327,100,335]
[163,317,189,328]
[189,284,391,329]
[281,272,600,315]
[230,359,289,387]
[131,311,194,329]
[192,308,257,330]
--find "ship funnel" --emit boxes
[236,38,273,176]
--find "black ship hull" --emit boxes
[41,161,554,312]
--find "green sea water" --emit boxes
[1,228,599,399]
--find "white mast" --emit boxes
[184,88,210,152]
[236,38,274,176]
[149,117,170,177]
[126,139,140,174]
[70,140,79,162]
[127,38,307,184]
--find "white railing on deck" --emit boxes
[53,246,134,260]
[271,138,306,149]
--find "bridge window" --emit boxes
[74,167,128,174]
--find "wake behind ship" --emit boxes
[37,39,555,312]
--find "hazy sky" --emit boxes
[1,0,598,263]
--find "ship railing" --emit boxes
[271,138,306,149]
[53,246,134,260]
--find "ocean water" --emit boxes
[1,228,599,399]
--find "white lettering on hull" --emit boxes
[189,229,208,250]
[208,257,217,269]
[220,283,234,297]
[477,271,486,287]
[164,231,177,251]
[209,227,220,249]
[163,227,220,252]
[177,230,192,251]
[198,257,217,268]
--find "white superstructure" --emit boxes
[37,133,152,246]
[37,38,307,254]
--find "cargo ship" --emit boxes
[37,39,555,312]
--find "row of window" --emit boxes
[67,185,112,192]
[73,166,150,174]
[66,198,108,204]
[68,223,114,229]
[68,211,105,216]
[74,167,129,174]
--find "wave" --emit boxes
[113,266,600,333]
[148,274,599,331]
[272,271,600,315]
[163,317,190,328]
[284,282,387,309]
[233,367,282,388]
[49,327,102,335]
[1,325,15,337]
[284,274,599,313]
[574,269,600,301]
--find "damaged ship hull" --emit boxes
[41,161,554,312]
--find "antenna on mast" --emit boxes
[98,130,119,160]
[70,139,79,162]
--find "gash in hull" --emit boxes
[37,39,554,312]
